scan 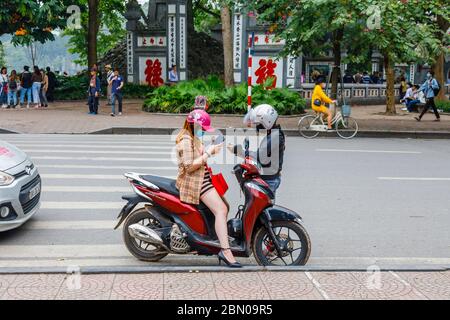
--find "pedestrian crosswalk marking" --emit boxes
[43,186,131,193]
[40,174,176,180]
[35,164,177,170]
[41,202,124,209]
[15,144,174,150]
[24,149,173,155]
[31,156,174,162]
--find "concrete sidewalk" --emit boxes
[0,271,449,300]
[0,100,449,136]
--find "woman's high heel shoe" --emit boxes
[218,249,242,268]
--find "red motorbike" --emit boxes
[115,156,311,266]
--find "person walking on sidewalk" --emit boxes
[31,66,43,109]
[7,70,19,108]
[19,66,33,108]
[39,68,49,107]
[105,64,114,106]
[87,68,101,115]
[46,67,57,102]
[0,67,8,109]
[415,71,441,122]
[109,68,124,117]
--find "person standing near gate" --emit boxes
[109,68,124,117]
[87,68,101,115]
[415,71,441,122]
[105,64,114,106]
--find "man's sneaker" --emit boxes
[401,107,407,111]
[118,112,122,116]
[110,113,115,117]
[26,104,30,109]
[414,117,421,122]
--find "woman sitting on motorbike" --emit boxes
[312,76,337,130]
[175,109,241,268]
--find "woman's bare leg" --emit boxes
[201,189,236,263]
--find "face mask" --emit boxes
[427,73,432,79]
[195,130,205,138]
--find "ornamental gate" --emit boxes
[125,0,188,86]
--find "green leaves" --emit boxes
[143,76,306,115]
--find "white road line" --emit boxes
[316,149,422,154]
[0,245,127,258]
[378,177,450,181]
[23,220,115,230]
[31,156,174,162]
[43,186,131,193]
[35,164,177,170]
[23,149,173,155]
[41,202,124,209]
[15,144,173,149]
[4,140,173,145]
[304,272,330,300]
[40,174,176,180]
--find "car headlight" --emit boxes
[0,171,15,186]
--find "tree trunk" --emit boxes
[331,29,343,100]
[221,5,233,87]
[384,54,396,115]
[433,15,449,101]
[87,0,99,69]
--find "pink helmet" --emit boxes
[187,109,214,132]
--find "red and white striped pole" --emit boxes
[247,32,255,112]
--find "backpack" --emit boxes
[432,79,441,96]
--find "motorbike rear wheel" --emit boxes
[123,208,169,262]
[253,221,311,266]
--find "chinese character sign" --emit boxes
[253,57,283,89]
[168,15,177,68]
[145,59,164,87]
[233,13,243,70]
[127,32,134,75]
[139,57,167,86]
[179,17,187,69]
[137,36,167,47]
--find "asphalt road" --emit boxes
[0,134,449,271]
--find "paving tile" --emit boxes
[211,272,271,300]
[351,272,427,300]
[111,273,164,300]
[164,272,217,300]
[0,275,17,290]
[258,272,324,300]
[56,274,115,300]
[309,272,377,300]
[399,272,450,300]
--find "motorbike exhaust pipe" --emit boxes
[128,223,164,245]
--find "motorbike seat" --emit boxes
[140,175,180,197]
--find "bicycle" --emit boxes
[298,102,359,139]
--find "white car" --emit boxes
[0,140,41,232]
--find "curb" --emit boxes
[0,128,19,134]
[0,264,448,275]
[88,127,450,139]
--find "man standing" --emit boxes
[88,68,101,115]
[105,64,114,105]
[109,68,124,117]
[361,72,373,84]
[415,71,441,122]
[343,70,355,84]
[168,65,179,85]
[46,67,57,102]
[19,66,32,108]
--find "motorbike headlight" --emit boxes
[0,171,15,186]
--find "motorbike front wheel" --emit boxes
[253,221,311,266]
[123,208,169,262]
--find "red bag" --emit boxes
[207,166,228,196]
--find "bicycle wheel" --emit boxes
[298,115,320,139]
[336,116,358,139]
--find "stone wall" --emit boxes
[98,31,224,82]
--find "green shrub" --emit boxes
[435,100,450,113]
[143,75,306,115]
[54,74,153,100]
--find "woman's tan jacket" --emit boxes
[176,133,205,205]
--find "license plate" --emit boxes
[29,183,41,200]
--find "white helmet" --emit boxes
[247,104,278,129]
